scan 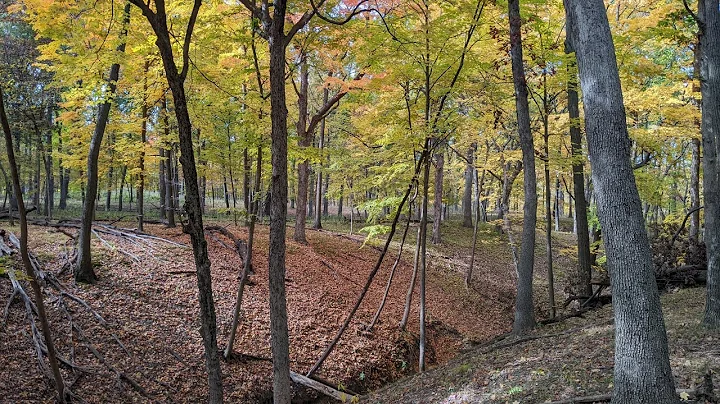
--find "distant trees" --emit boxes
[566,0,678,401]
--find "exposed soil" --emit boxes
[0,219,523,403]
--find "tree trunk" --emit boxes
[313,85,329,230]
[338,184,344,219]
[159,148,166,219]
[1,86,66,403]
[462,145,474,228]
[542,77,556,320]
[566,0,678,401]
[76,2,131,283]
[294,57,310,243]
[137,60,149,232]
[118,165,126,211]
[268,5,292,401]
[699,0,720,329]
[509,0,537,334]
[431,146,444,244]
[566,44,593,297]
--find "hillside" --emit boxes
[1,219,526,402]
[364,287,719,403]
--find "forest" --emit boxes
[0,0,719,402]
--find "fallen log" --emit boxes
[290,371,358,402]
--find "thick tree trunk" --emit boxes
[76,2,131,283]
[699,0,720,329]
[566,0,678,401]
[566,46,593,297]
[268,7,292,401]
[431,147,444,244]
[509,0,537,334]
[462,146,474,228]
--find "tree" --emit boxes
[1,85,66,403]
[565,0,678,401]
[696,0,720,328]
[565,44,592,297]
[127,0,224,401]
[76,1,131,283]
[509,0,537,334]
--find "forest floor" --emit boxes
[363,284,719,403]
[0,215,574,403]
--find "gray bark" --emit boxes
[699,0,720,329]
[565,0,678,401]
[509,0,537,334]
[566,44,593,297]
[294,57,310,243]
[432,147,444,244]
[462,145,474,228]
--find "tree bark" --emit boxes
[137,60,149,232]
[699,0,720,329]
[509,0,537,334]
[462,145,474,228]
[159,148,166,219]
[129,0,224,400]
[76,2,131,283]
[294,56,310,243]
[566,0,678,401]
[431,146,444,244]
[566,43,593,297]
[313,85,329,230]
[542,74,556,319]
[268,4,292,400]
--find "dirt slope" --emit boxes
[0,221,518,402]
[363,287,720,403]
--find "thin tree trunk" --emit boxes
[462,145,474,228]
[118,165,126,211]
[225,144,262,357]
[137,60,149,232]
[566,39,593,297]
[76,2,131,283]
[509,0,537,334]
[543,82,556,319]
[294,57,310,243]
[1,86,66,403]
[313,85,329,230]
[159,148,166,219]
[431,146,444,244]
[566,0,678,400]
[399,225,421,330]
[369,198,414,331]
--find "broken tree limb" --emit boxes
[368,197,415,331]
[290,371,358,402]
[669,205,704,249]
[307,151,427,377]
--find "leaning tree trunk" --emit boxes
[76,2,131,283]
[699,0,720,329]
[566,0,678,401]
[566,44,593,297]
[509,0,537,334]
[1,86,66,403]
